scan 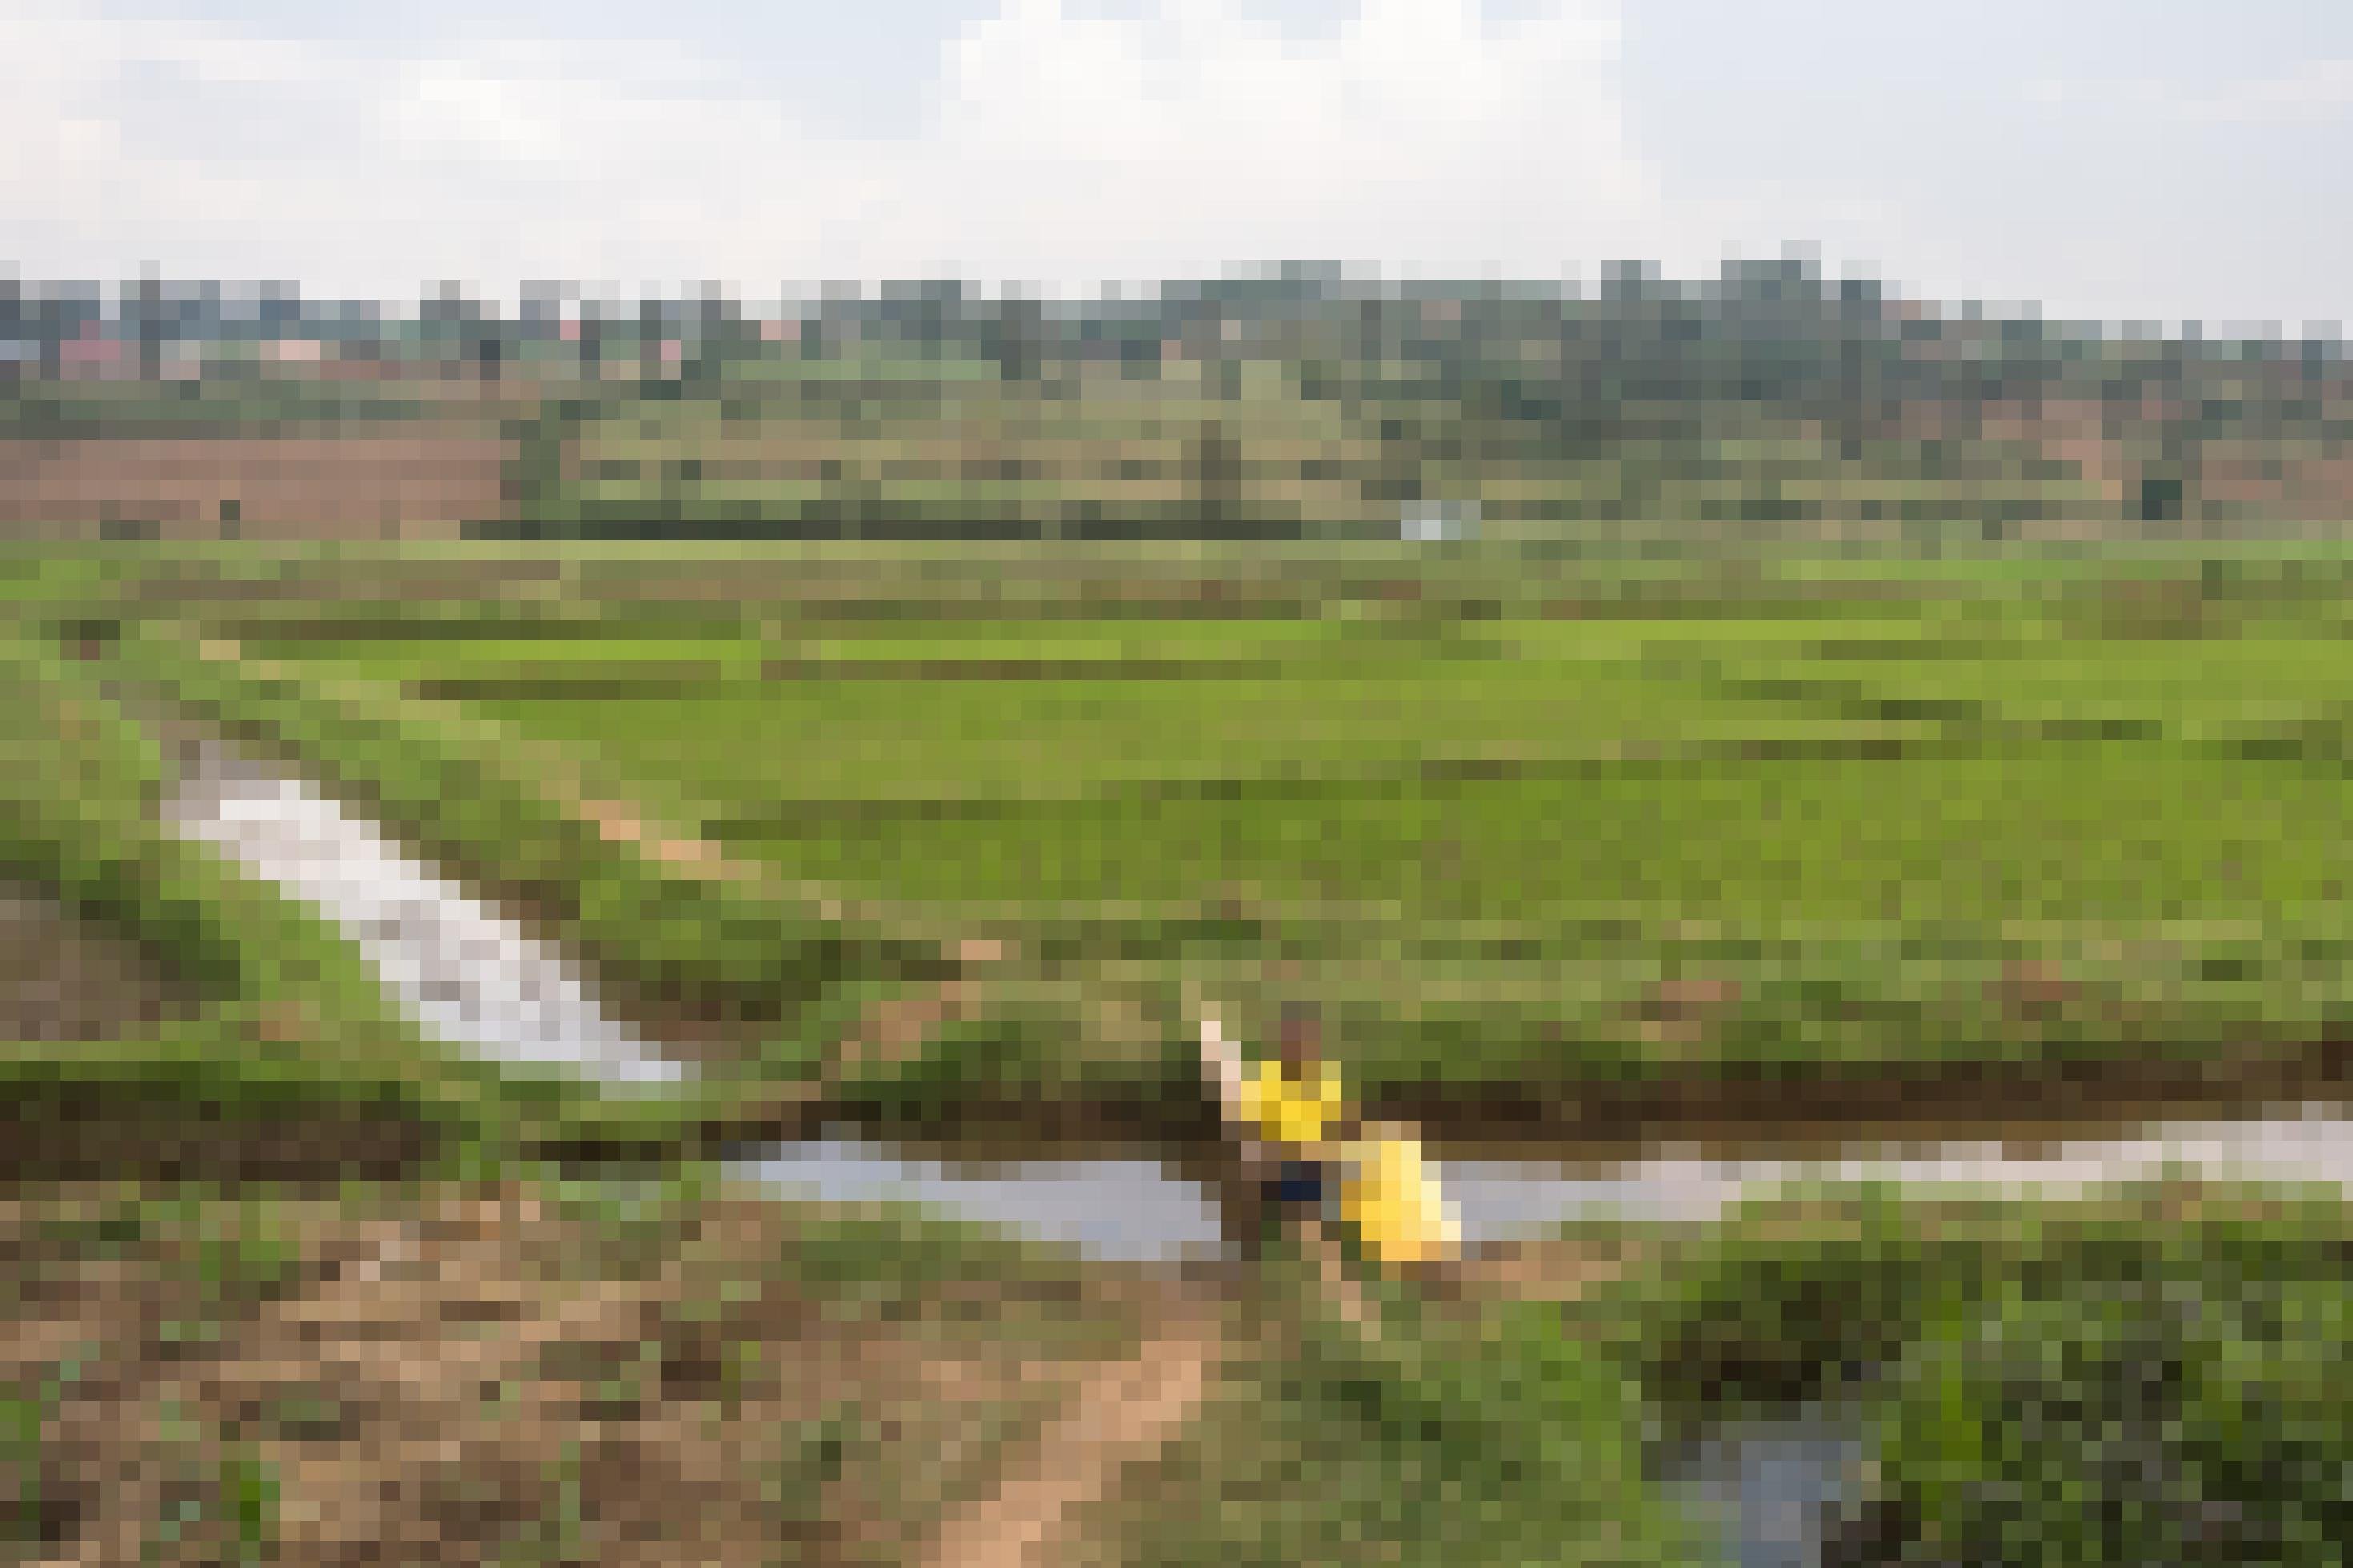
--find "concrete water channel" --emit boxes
[160,739,2353,1565]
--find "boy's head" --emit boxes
[1277,1001,1322,1070]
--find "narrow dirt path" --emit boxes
[911,1234,1640,1568]
[918,1301,1227,1568]
[1444,1236,1649,1306]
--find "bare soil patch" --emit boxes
[1440,1234,1650,1308]
[2,1179,1172,1567]
[0,885,200,1041]
[918,1298,1228,1568]
[0,434,510,540]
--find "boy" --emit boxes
[1203,1003,1357,1263]
[1201,1005,1461,1278]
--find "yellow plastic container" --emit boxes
[1340,1124,1462,1267]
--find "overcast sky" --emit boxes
[3,0,2346,329]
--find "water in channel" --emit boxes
[164,739,2353,1256]
[163,740,2353,1564]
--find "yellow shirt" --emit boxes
[1341,1130,1462,1266]
[1237,1058,1347,1151]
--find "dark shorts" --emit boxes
[1263,1161,1330,1211]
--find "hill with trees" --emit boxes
[4,262,2347,543]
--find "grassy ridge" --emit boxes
[0,640,410,1033]
[0,637,846,1171]
[101,624,947,1047]
[87,620,1171,1149]
[0,639,486,1165]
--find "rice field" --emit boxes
[56,539,2353,1135]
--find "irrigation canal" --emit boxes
[161,737,2353,1260]
[159,737,2352,1566]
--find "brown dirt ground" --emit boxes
[1438,1235,1648,1308]
[0,435,510,540]
[1,1178,1187,1568]
[2,1161,1619,1568]
[917,1298,1230,1568]
[0,885,200,1042]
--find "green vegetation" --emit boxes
[18,263,2353,542]
[15,537,2353,1562]
[1,1378,54,1550]
[0,637,473,1157]
[0,630,865,1175]
[105,621,934,1045]
[1871,1261,2352,1562]
[0,376,475,442]
[1101,1245,1697,1567]
[1586,1181,2353,1565]
[58,542,2353,1145]
[1102,1181,2353,1566]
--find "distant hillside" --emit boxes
[4,264,2348,542]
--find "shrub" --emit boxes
[1861,1249,2353,1565]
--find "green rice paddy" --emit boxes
[52,539,2353,1132]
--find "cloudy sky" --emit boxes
[3,0,2346,327]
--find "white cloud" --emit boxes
[2175,58,2353,126]
[916,0,1664,289]
[387,59,571,166]
[2028,59,2353,128]
[0,0,1684,300]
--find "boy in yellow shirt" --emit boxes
[1202,1004,1459,1273]
[1204,1002,1346,1261]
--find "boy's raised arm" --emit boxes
[1200,1014,1246,1117]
